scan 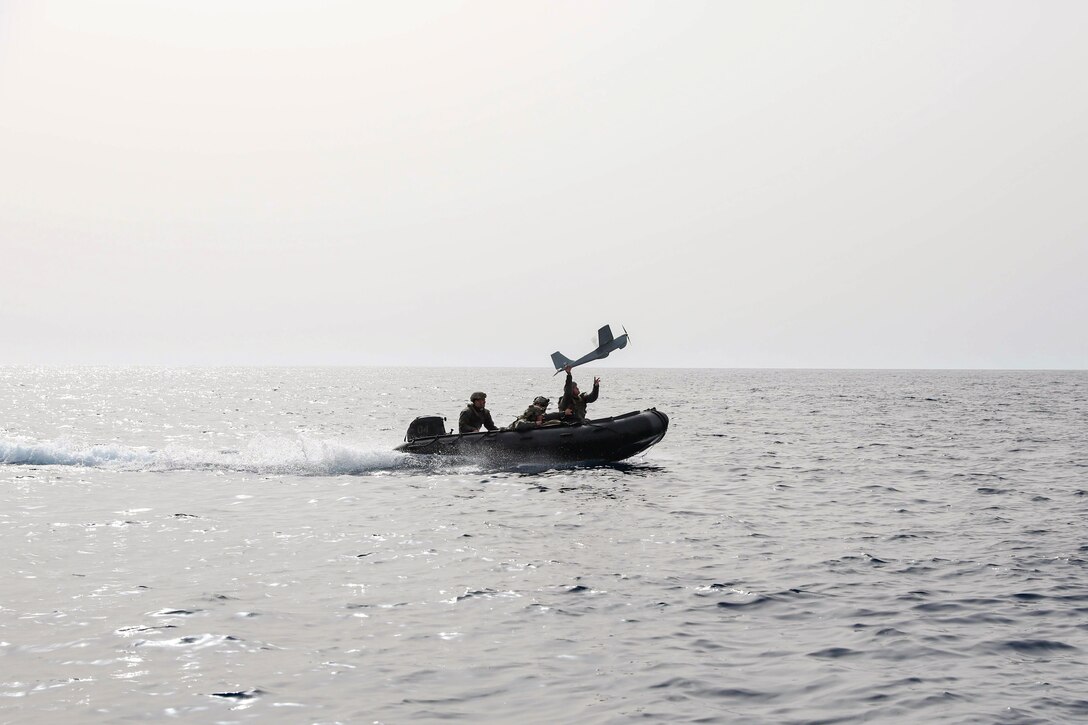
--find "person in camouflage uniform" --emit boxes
[458,392,498,433]
[558,365,600,423]
[510,404,546,431]
[531,395,563,423]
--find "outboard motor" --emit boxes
[405,415,447,442]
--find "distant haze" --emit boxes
[2,1,1085,368]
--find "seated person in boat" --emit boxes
[510,402,563,431]
[531,395,564,423]
[510,404,545,431]
[459,391,498,433]
[558,365,600,423]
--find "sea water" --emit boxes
[1,367,1086,724]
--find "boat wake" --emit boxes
[0,434,430,476]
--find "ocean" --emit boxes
[2,366,1086,723]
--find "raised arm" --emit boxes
[583,377,600,404]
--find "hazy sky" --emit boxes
[2,1,1085,368]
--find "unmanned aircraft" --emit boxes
[550,324,630,374]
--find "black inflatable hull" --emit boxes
[395,409,668,465]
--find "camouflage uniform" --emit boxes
[558,371,599,423]
[510,404,545,432]
[533,395,564,423]
[458,395,498,433]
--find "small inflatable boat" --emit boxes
[395,409,668,465]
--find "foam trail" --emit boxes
[1,437,157,467]
[1,435,425,476]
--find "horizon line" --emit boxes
[1,364,1085,373]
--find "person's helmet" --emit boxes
[470,391,486,402]
[524,405,544,418]
[533,396,550,408]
